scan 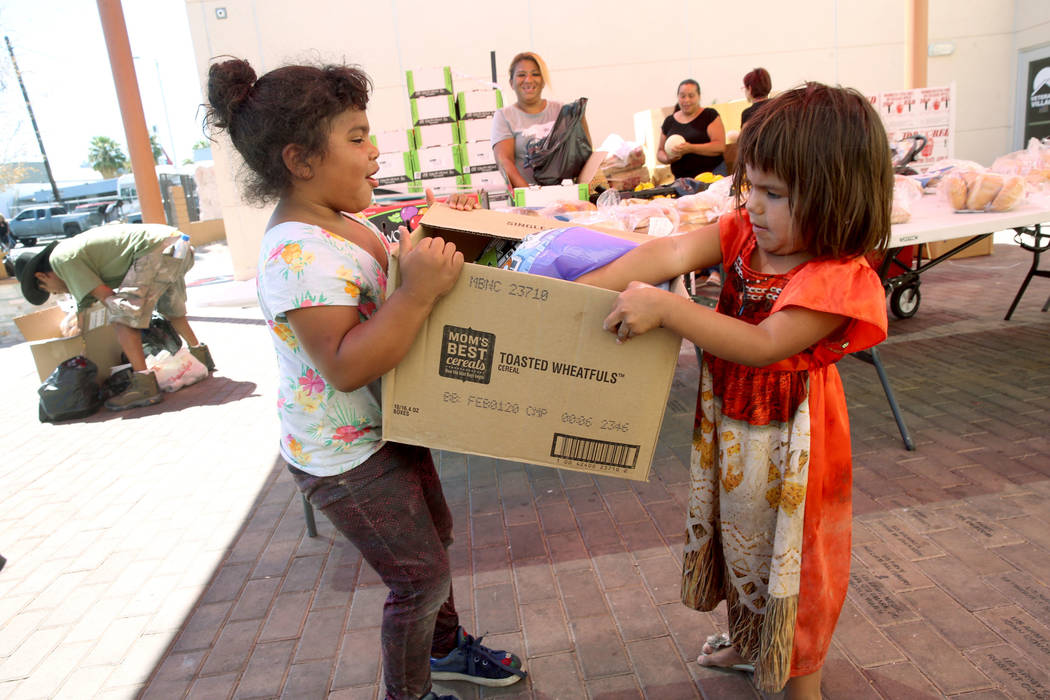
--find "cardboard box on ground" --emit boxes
[15,303,122,383]
[922,235,993,259]
[382,204,682,481]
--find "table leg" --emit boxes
[302,494,318,538]
[854,346,915,451]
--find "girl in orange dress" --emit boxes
[577,82,892,698]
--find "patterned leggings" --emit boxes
[290,442,459,700]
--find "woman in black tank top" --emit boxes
[657,79,726,179]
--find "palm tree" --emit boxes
[87,136,128,178]
[149,133,171,164]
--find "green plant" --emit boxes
[87,136,128,178]
[149,133,166,164]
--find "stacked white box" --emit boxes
[416,146,460,179]
[411,95,457,126]
[406,67,453,98]
[414,122,460,149]
[460,118,496,145]
[371,129,415,154]
[456,89,503,120]
[375,151,419,195]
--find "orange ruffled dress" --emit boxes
[681,211,887,693]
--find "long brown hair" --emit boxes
[733,82,892,258]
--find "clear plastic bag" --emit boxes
[992,137,1050,192]
[537,200,598,219]
[891,174,924,223]
[938,167,1026,213]
[621,198,679,235]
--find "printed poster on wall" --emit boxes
[874,84,956,170]
[1024,56,1050,142]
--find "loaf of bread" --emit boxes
[990,174,1024,212]
[945,173,969,210]
[891,203,911,224]
[965,172,1004,210]
[961,170,978,191]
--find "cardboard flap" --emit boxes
[14,305,65,341]
[420,203,653,245]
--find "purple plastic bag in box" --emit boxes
[508,226,638,281]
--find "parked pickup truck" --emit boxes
[8,205,96,247]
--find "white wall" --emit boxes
[182,0,1045,279]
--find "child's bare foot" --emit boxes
[697,633,754,672]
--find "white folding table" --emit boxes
[863,197,1050,450]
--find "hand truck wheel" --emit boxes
[890,283,921,319]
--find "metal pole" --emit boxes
[905,0,928,89]
[95,0,165,224]
[4,36,63,206]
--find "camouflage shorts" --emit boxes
[106,236,195,329]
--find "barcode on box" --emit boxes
[550,433,639,469]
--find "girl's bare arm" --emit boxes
[605,284,845,367]
[288,236,463,392]
[576,221,722,291]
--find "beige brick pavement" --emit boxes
[0,238,1048,699]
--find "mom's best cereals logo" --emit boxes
[439,325,495,384]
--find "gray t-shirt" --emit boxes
[491,100,563,184]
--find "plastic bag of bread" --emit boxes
[917,159,984,189]
[538,199,597,218]
[675,191,724,227]
[991,137,1050,190]
[623,198,679,235]
[940,169,1026,213]
[891,175,924,224]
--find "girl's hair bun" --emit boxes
[206,58,257,129]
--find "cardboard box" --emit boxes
[376,151,417,187]
[406,66,453,98]
[382,205,681,480]
[413,122,460,149]
[922,235,993,260]
[512,183,589,207]
[417,176,460,196]
[15,303,123,382]
[459,118,494,144]
[459,141,498,173]
[411,95,457,126]
[371,129,415,154]
[459,171,506,191]
[457,89,503,119]
[416,146,461,179]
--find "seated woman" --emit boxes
[492,51,589,188]
[740,67,772,126]
[657,79,726,179]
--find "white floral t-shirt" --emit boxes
[257,214,389,476]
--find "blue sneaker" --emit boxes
[419,693,458,700]
[430,628,527,687]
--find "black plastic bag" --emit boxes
[527,98,593,186]
[100,366,134,401]
[141,314,182,357]
[38,356,101,423]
